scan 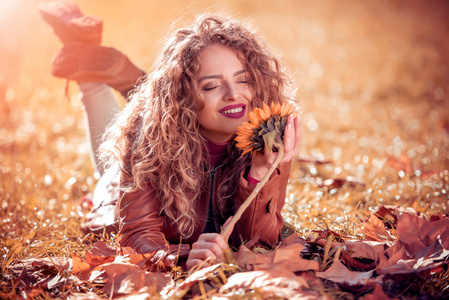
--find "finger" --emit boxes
[186,258,210,270]
[282,115,294,154]
[192,241,224,258]
[198,233,228,251]
[292,116,302,154]
[188,248,218,261]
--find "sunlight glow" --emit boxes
[0,0,23,22]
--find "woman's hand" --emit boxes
[186,217,234,270]
[249,115,301,181]
[186,233,228,270]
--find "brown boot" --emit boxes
[51,43,145,95]
[38,1,102,45]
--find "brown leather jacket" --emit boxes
[118,161,291,254]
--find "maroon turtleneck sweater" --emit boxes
[205,137,228,167]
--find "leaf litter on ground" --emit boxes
[2,206,448,299]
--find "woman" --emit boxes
[40,2,301,270]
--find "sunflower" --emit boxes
[235,101,300,155]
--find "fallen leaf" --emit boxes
[100,258,173,297]
[235,243,319,272]
[219,265,320,299]
[90,241,118,256]
[374,205,419,222]
[70,292,104,299]
[84,251,115,268]
[363,284,399,300]
[340,250,377,271]
[361,214,396,246]
[387,154,413,173]
[377,213,449,275]
[166,264,223,298]
[312,227,351,242]
[393,213,449,256]
[7,257,80,293]
[316,257,375,285]
[387,154,439,178]
[344,240,386,261]
[71,253,92,276]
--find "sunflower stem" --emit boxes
[220,139,285,240]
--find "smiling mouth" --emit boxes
[221,107,243,114]
[219,105,246,119]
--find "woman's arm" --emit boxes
[118,188,189,261]
[231,115,301,247]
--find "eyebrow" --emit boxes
[198,70,247,83]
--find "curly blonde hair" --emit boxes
[101,13,295,238]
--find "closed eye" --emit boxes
[235,73,248,84]
[203,85,218,91]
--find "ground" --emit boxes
[0,0,448,299]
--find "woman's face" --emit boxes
[195,44,253,143]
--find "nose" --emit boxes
[223,82,240,101]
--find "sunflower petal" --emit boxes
[271,102,282,115]
[248,111,261,126]
[280,102,290,116]
[261,103,271,120]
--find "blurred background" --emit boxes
[0,0,448,239]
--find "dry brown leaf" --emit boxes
[90,241,118,256]
[6,257,79,294]
[361,214,396,246]
[70,291,104,299]
[99,258,173,297]
[363,284,400,300]
[235,245,272,269]
[166,263,223,298]
[316,257,375,285]
[219,265,320,299]
[377,247,449,275]
[377,213,449,275]
[71,252,92,275]
[374,205,420,222]
[84,251,115,268]
[344,240,386,261]
[394,213,449,256]
[235,243,319,272]
[387,154,439,178]
[340,250,377,271]
[387,154,413,173]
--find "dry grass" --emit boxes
[1,0,448,298]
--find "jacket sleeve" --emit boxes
[231,161,291,247]
[118,188,191,256]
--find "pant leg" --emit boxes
[78,82,120,176]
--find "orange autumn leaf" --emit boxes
[71,253,92,274]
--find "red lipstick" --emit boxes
[219,104,247,119]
